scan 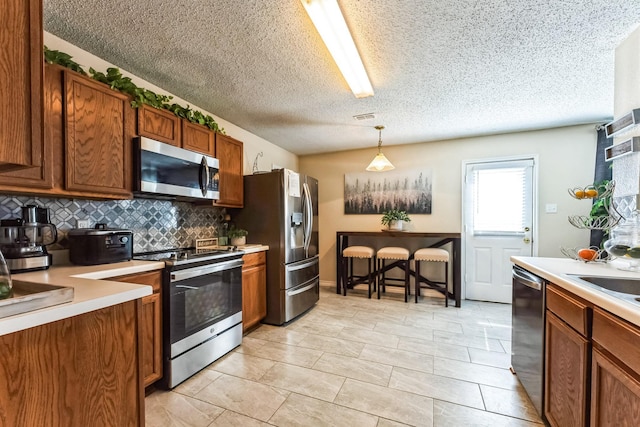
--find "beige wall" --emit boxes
[44,32,298,173]
[300,124,599,284]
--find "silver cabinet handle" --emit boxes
[287,279,317,296]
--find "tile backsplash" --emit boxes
[0,195,225,253]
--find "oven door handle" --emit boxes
[287,278,317,297]
[171,258,243,282]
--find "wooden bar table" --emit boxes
[336,231,462,307]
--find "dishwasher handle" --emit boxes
[513,267,543,291]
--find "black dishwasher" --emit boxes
[511,264,546,418]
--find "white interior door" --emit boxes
[463,158,536,303]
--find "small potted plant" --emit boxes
[381,209,411,231]
[227,226,248,246]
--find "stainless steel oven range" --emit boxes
[134,248,243,388]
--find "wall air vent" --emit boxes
[353,113,376,121]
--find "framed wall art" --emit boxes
[344,168,432,214]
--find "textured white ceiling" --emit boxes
[43,0,640,155]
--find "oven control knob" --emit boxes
[119,236,129,244]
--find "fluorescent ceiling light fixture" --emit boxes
[366,125,394,171]
[301,0,374,98]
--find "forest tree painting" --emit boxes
[344,169,432,214]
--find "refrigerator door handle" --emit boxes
[302,182,312,253]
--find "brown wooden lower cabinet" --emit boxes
[545,310,590,427]
[112,270,163,387]
[0,300,144,426]
[591,348,640,427]
[242,251,267,332]
[590,307,640,427]
[544,283,640,427]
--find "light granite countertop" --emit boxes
[0,260,165,337]
[512,256,640,327]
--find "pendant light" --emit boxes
[366,125,395,171]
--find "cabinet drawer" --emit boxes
[546,283,591,336]
[243,251,266,269]
[593,307,640,374]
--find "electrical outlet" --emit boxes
[76,219,90,228]
[545,204,558,214]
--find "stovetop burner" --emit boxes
[133,247,242,266]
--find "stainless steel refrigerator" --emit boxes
[234,169,319,325]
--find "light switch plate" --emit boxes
[545,203,558,214]
[76,219,90,228]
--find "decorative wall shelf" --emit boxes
[605,109,640,138]
[605,137,640,161]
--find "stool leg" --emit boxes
[342,256,348,296]
[415,260,420,303]
[377,259,382,299]
[372,256,377,292]
[444,261,449,307]
[367,257,372,298]
[404,260,409,303]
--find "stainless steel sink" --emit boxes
[0,280,74,319]
[566,274,640,308]
[573,275,640,296]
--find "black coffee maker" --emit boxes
[0,205,58,273]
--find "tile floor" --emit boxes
[145,285,543,426]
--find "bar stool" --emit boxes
[376,247,411,302]
[414,248,449,306]
[342,246,376,298]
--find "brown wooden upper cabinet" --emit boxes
[0,64,135,200]
[0,0,43,172]
[136,104,181,147]
[213,133,244,208]
[136,106,245,207]
[64,71,133,198]
[182,120,215,155]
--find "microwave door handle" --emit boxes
[199,156,209,197]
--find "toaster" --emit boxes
[68,224,133,265]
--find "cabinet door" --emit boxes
[0,62,60,192]
[213,133,244,207]
[64,71,132,197]
[182,120,214,155]
[137,104,181,147]
[141,293,162,386]
[545,311,590,427]
[242,264,267,332]
[112,270,163,387]
[591,348,640,427]
[0,301,143,426]
[0,0,43,171]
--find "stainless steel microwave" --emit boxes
[134,137,220,200]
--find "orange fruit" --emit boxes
[585,189,598,198]
[578,248,597,261]
[574,190,585,199]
